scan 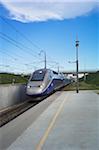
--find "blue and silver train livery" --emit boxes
[26,68,70,96]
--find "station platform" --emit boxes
[6,91,99,150]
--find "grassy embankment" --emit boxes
[0,72,99,91]
[63,71,99,91]
[0,73,29,84]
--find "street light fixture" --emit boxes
[54,62,59,73]
[39,50,46,69]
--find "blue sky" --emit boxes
[0,1,99,74]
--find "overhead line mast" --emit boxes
[75,36,79,93]
[39,50,47,69]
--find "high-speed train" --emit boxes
[26,68,70,96]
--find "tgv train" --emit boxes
[26,68,70,96]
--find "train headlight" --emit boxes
[27,85,31,89]
[40,85,43,88]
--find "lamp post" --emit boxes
[39,50,46,69]
[55,62,59,73]
[75,38,79,93]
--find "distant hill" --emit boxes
[0,73,30,84]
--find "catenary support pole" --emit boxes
[75,37,79,93]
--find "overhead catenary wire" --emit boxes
[0,50,44,68]
[0,49,31,63]
[0,16,42,52]
[0,34,60,70]
[0,38,43,68]
[0,50,18,61]
[0,46,42,63]
[0,16,58,63]
[0,32,39,58]
[0,33,39,58]
[0,16,61,72]
[0,64,23,72]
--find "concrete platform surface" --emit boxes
[5,91,99,150]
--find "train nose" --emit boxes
[27,82,44,88]
[26,82,44,95]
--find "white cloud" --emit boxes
[0,0,98,23]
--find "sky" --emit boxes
[0,0,99,74]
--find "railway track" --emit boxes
[0,88,67,127]
[0,100,39,127]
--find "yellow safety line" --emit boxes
[36,94,69,150]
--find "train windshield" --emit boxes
[30,70,46,81]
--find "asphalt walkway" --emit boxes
[6,91,99,150]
